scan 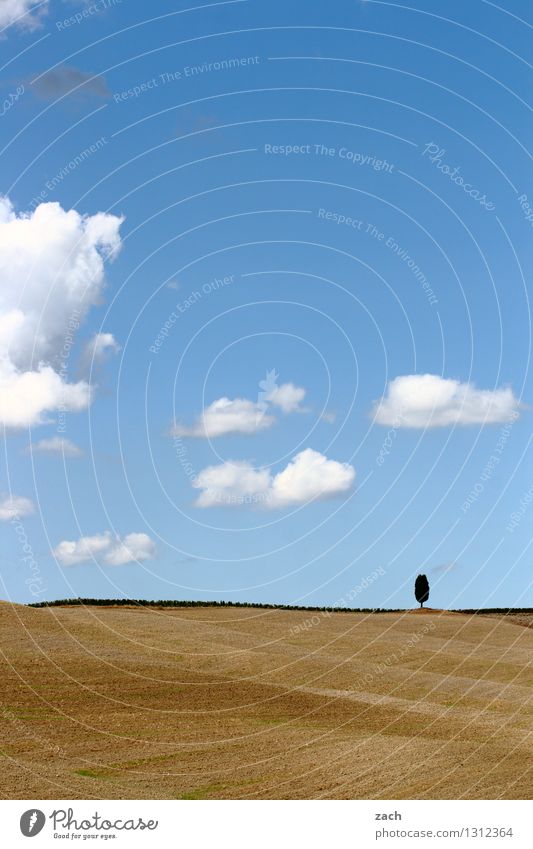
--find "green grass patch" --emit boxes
[73,768,113,781]
[179,778,261,800]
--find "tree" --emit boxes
[414,574,430,608]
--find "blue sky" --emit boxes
[0,0,531,609]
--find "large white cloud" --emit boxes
[193,448,355,509]
[0,360,91,428]
[269,448,355,508]
[0,197,123,428]
[0,0,46,30]
[373,374,520,428]
[173,383,307,438]
[0,494,35,520]
[54,531,156,567]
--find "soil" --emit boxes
[0,603,531,799]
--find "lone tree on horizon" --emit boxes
[414,574,430,608]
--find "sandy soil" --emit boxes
[0,603,531,799]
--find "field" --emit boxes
[0,602,532,800]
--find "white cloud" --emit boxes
[173,397,275,438]
[193,448,355,509]
[373,374,520,428]
[0,494,35,520]
[0,361,91,429]
[103,532,157,566]
[266,382,307,414]
[82,332,120,368]
[269,448,355,508]
[0,0,46,30]
[0,196,123,429]
[172,382,306,439]
[53,532,111,566]
[30,436,83,457]
[53,531,156,567]
[193,460,272,508]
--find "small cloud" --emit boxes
[193,460,271,508]
[53,531,156,566]
[166,279,180,291]
[321,410,337,424]
[431,562,459,575]
[193,448,355,510]
[104,532,156,566]
[31,65,110,100]
[0,494,35,521]
[373,374,520,428]
[173,397,275,439]
[53,532,111,566]
[176,113,217,137]
[173,382,307,439]
[81,332,120,371]
[0,0,47,31]
[266,382,307,414]
[30,437,83,457]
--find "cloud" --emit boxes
[53,532,111,566]
[0,196,123,428]
[30,436,83,457]
[193,448,355,509]
[173,397,275,439]
[53,531,156,566]
[373,374,520,428]
[431,562,459,574]
[0,494,35,520]
[82,332,120,369]
[268,448,355,508]
[31,66,109,100]
[266,382,307,414]
[193,460,272,508]
[0,362,91,429]
[0,0,47,31]
[321,410,337,424]
[103,533,157,566]
[172,382,307,439]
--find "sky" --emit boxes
[0,0,531,610]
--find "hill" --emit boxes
[0,602,531,799]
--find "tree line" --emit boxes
[27,597,532,615]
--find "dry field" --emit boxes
[0,602,532,800]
